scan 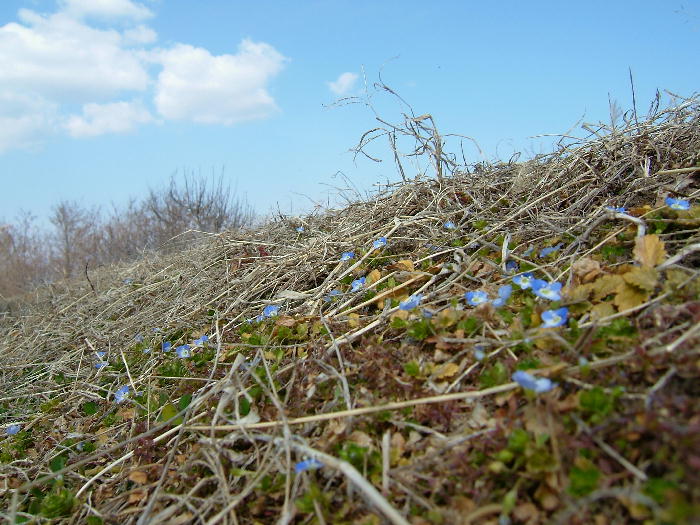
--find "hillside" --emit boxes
[1,94,699,524]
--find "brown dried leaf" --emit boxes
[633,234,667,267]
[622,266,659,291]
[128,490,147,504]
[435,362,460,379]
[572,257,601,279]
[613,282,649,311]
[366,269,381,286]
[392,259,415,272]
[128,470,148,484]
[591,274,625,301]
[590,302,615,320]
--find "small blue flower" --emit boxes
[512,370,556,393]
[606,206,627,213]
[399,294,423,310]
[522,245,535,257]
[492,285,512,307]
[340,251,355,261]
[123,278,134,285]
[296,226,305,232]
[176,345,191,358]
[512,272,534,290]
[444,221,456,229]
[539,244,563,258]
[372,237,387,250]
[665,196,690,210]
[422,308,434,318]
[541,307,569,328]
[96,351,106,359]
[531,280,562,301]
[6,424,21,435]
[114,385,130,403]
[134,334,144,343]
[474,348,485,361]
[350,277,366,292]
[505,260,519,273]
[143,348,151,354]
[578,357,589,367]
[465,290,489,306]
[95,362,108,370]
[263,305,280,317]
[162,341,172,352]
[255,314,264,322]
[325,289,342,302]
[193,335,209,346]
[295,458,324,473]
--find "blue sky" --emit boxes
[1,0,698,224]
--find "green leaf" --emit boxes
[49,455,68,472]
[158,403,180,424]
[568,465,600,497]
[403,361,420,377]
[178,394,192,412]
[82,401,98,416]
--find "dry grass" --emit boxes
[1,92,699,524]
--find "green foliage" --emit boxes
[515,357,540,370]
[406,319,433,341]
[338,442,381,475]
[295,482,328,514]
[579,386,622,424]
[479,361,508,388]
[644,478,678,504]
[158,360,188,381]
[82,401,99,416]
[507,428,529,454]
[457,316,479,334]
[403,361,420,377]
[86,517,104,525]
[158,403,181,425]
[596,317,636,339]
[40,488,75,518]
[568,464,600,497]
[49,453,68,472]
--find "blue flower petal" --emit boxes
[512,272,534,290]
[512,370,556,393]
[465,290,489,306]
[176,345,191,358]
[399,294,423,310]
[95,362,108,369]
[665,196,690,210]
[539,244,563,258]
[505,260,519,273]
[350,277,366,292]
[532,281,562,301]
[541,307,569,327]
[162,341,172,352]
[340,251,355,261]
[263,305,280,317]
[114,385,130,403]
[444,221,456,229]
[606,206,627,213]
[296,226,305,232]
[295,458,324,473]
[372,237,387,250]
[6,424,21,435]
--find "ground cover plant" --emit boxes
[1,92,699,524]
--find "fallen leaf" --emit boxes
[590,302,615,320]
[622,266,659,291]
[633,234,667,267]
[572,257,601,279]
[128,470,148,484]
[366,269,382,286]
[275,316,296,327]
[435,362,460,379]
[614,282,648,311]
[128,490,147,503]
[392,259,415,272]
[347,313,360,328]
[591,275,625,301]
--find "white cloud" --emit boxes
[328,72,358,96]
[0,92,59,153]
[0,10,150,101]
[59,0,153,21]
[65,100,154,137]
[153,39,287,125]
[0,3,287,152]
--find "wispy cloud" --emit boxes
[65,101,154,137]
[328,72,358,96]
[0,1,287,152]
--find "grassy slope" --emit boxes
[1,97,699,524]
